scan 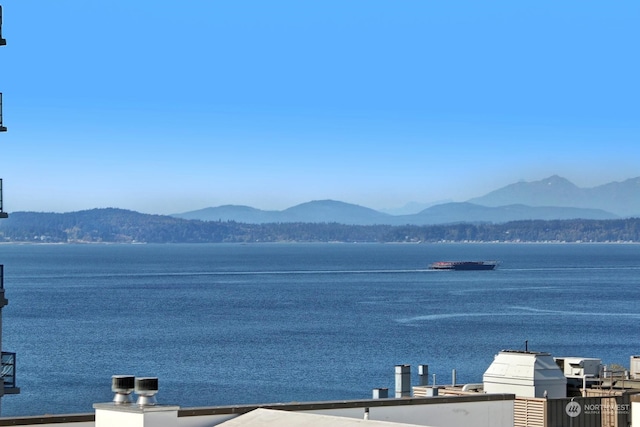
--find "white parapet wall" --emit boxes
[177,394,515,427]
[303,398,514,427]
[0,394,516,427]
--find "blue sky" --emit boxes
[0,1,638,214]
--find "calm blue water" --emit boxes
[0,243,639,416]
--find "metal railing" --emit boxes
[0,178,6,217]
[0,5,5,46]
[0,93,5,131]
[1,352,16,389]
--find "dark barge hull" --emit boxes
[429,261,497,271]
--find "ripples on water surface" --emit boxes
[0,243,639,416]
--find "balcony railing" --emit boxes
[1,352,16,389]
[0,179,6,218]
[0,93,5,132]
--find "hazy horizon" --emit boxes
[1,1,638,215]
[4,173,638,216]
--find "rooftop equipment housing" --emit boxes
[483,350,567,398]
[631,356,640,380]
[554,356,602,378]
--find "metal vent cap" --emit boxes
[111,375,135,404]
[135,377,158,406]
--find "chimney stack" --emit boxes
[95,376,179,427]
[395,365,411,398]
[418,364,429,386]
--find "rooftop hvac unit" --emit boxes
[483,350,567,398]
[556,357,602,378]
[631,356,640,380]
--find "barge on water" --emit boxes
[429,260,498,271]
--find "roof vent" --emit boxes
[135,377,158,406]
[111,375,135,404]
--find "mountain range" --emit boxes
[172,175,638,225]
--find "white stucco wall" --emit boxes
[94,404,180,427]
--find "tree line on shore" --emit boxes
[1,208,639,243]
